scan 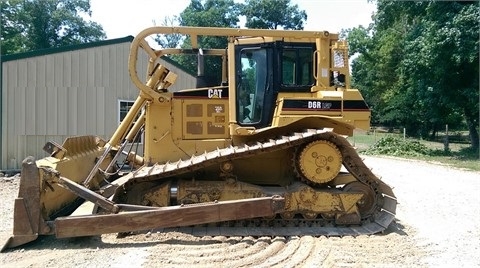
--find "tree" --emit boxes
[241,0,307,30]
[179,0,241,28]
[347,1,478,150]
[153,16,183,48]
[1,0,106,55]
[1,0,27,54]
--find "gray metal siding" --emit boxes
[1,41,196,169]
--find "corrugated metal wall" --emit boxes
[1,40,196,169]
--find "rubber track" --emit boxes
[113,129,397,236]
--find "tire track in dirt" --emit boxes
[262,236,316,268]
[141,236,286,267]
[254,236,304,267]
[132,225,425,267]
[140,235,321,267]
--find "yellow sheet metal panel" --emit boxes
[182,99,229,140]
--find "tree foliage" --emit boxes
[241,0,307,29]
[1,0,106,55]
[179,0,241,28]
[347,1,479,149]
[178,0,240,52]
[153,16,183,48]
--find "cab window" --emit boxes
[282,47,313,86]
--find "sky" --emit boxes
[89,0,376,39]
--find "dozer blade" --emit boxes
[2,157,44,251]
[2,135,110,252]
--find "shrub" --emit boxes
[362,136,432,157]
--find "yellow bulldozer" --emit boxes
[2,26,396,251]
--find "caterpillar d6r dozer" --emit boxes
[2,26,397,251]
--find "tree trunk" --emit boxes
[467,120,479,151]
[430,125,437,141]
[464,112,479,151]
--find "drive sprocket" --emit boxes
[294,140,342,185]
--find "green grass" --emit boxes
[348,130,480,172]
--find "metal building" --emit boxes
[0,36,196,170]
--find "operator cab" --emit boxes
[235,41,316,128]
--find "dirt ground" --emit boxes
[1,156,479,267]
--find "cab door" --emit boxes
[235,44,274,128]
